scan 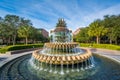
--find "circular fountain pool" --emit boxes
[0,53,120,80]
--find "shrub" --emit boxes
[0,43,44,53]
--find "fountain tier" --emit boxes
[32,49,92,65]
[44,42,78,50]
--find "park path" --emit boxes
[0,51,33,67]
[82,47,120,63]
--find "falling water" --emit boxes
[81,62,84,70]
[66,45,67,54]
[36,59,39,69]
[77,62,79,72]
[56,45,57,54]
[68,43,70,54]
[44,63,48,71]
[30,43,95,74]
[49,62,52,72]
[85,60,88,69]
[71,61,74,72]
[39,62,43,70]
[54,65,57,73]
[91,56,95,67]
[88,58,92,68]
[63,45,64,54]
[66,62,69,73]
[60,61,64,75]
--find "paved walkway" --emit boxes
[82,47,120,63]
[0,51,33,67]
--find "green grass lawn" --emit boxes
[80,43,120,50]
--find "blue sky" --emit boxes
[0,0,120,32]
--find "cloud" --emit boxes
[0,0,120,32]
[19,2,120,31]
[83,4,120,25]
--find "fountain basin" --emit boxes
[0,53,120,80]
[32,49,92,65]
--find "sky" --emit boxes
[0,0,120,32]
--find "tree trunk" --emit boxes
[109,39,112,44]
[1,37,4,45]
[7,37,11,45]
[115,40,117,45]
[12,35,16,45]
[33,40,36,44]
[96,36,99,44]
[99,37,100,44]
[25,37,28,45]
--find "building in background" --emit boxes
[38,28,49,38]
[73,28,81,36]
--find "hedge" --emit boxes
[0,43,44,53]
[80,43,120,50]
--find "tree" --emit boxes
[111,15,120,44]
[0,17,4,44]
[0,14,50,45]
[74,27,90,43]
[4,15,20,45]
[103,15,120,44]
[17,18,33,44]
[17,26,32,45]
[88,20,108,44]
[0,17,11,44]
[0,17,3,36]
[103,15,115,44]
[30,28,49,43]
[0,23,13,45]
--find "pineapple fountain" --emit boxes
[30,19,94,75]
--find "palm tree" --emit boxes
[17,26,32,45]
[88,20,108,44]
